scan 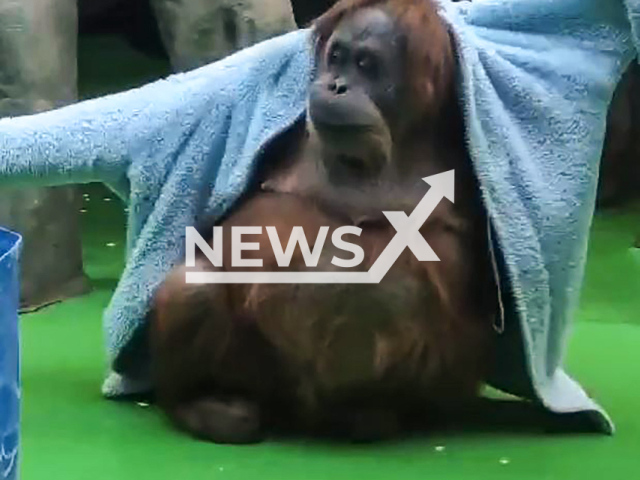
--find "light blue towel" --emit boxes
[0,0,638,433]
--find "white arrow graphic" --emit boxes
[186,170,455,284]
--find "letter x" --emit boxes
[383,211,440,261]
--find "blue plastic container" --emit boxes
[0,228,21,480]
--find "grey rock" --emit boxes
[150,0,296,71]
[0,187,91,312]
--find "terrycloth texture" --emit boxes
[0,0,639,432]
[436,0,639,433]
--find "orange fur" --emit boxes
[148,0,496,444]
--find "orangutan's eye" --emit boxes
[328,43,347,65]
[356,51,380,78]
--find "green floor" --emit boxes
[18,183,640,480]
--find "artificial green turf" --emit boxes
[17,183,640,480]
